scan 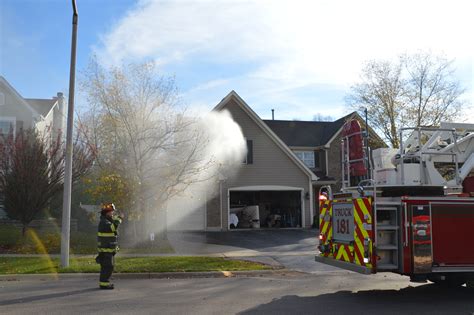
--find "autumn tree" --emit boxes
[79,60,218,238]
[0,128,94,234]
[347,52,466,148]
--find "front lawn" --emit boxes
[0,256,271,274]
[0,225,174,254]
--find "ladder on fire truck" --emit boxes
[340,120,403,272]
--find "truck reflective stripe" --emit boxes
[335,244,352,262]
[353,205,369,239]
[320,201,332,236]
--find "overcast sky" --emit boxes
[1,0,473,121]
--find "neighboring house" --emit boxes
[202,91,385,231]
[0,76,65,139]
[0,76,66,218]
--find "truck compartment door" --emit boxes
[431,202,474,266]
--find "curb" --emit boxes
[0,269,302,281]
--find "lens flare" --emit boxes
[26,229,58,279]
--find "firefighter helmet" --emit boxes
[101,203,116,213]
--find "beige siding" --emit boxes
[218,99,312,229]
[0,81,36,131]
[206,196,221,228]
[35,114,53,136]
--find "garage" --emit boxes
[229,187,303,229]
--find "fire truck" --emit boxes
[315,120,474,287]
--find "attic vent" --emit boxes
[0,92,5,106]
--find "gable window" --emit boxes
[294,151,315,168]
[243,139,253,164]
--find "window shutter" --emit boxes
[16,120,23,132]
[314,151,320,168]
[246,140,253,164]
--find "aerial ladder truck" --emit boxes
[315,120,474,287]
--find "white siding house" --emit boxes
[0,76,66,218]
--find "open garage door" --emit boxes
[229,187,302,229]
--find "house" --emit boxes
[200,91,385,231]
[0,76,65,139]
[0,76,66,218]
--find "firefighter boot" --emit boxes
[100,283,114,290]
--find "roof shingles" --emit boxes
[263,113,352,147]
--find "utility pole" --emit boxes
[61,0,78,268]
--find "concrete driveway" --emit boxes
[167,229,339,273]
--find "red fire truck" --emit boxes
[315,120,474,287]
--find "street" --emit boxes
[1,271,473,315]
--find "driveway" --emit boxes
[167,229,339,273]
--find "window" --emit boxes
[0,119,15,136]
[294,151,315,168]
[243,139,253,164]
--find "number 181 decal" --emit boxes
[333,203,354,241]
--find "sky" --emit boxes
[1,0,473,121]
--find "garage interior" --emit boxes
[229,190,302,229]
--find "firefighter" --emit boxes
[96,203,123,290]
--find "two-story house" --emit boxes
[0,76,65,139]
[0,76,66,218]
[202,91,385,231]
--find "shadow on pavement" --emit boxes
[0,287,99,306]
[239,284,474,314]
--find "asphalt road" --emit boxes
[1,271,473,315]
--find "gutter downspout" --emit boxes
[219,180,223,230]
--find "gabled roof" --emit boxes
[0,76,38,116]
[263,114,349,147]
[214,91,318,181]
[25,98,58,118]
[264,112,386,148]
[0,76,60,120]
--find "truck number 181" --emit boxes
[336,219,350,234]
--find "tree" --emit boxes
[312,113,334,122]
[347,52,465,148]
[0,128,94,235]
[79,60,221,239]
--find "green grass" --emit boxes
[0,256,271,274]
[0,225,174,254]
